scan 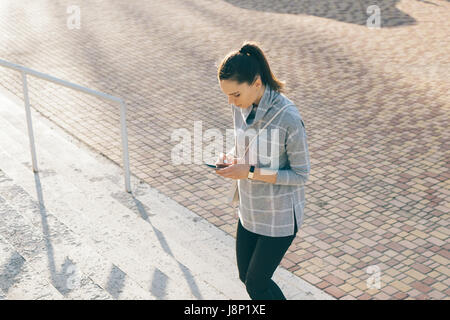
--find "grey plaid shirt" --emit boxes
[231,85,311,237]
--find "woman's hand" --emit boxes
[215,152,250,180]
[215,162,250,180]
[215,152,235,166]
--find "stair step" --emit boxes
[0,171,154,299]
[0,232,63,300]
[0,112,235,299]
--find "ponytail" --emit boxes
[217,41,285,93]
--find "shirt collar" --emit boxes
[237,85,277,126]
[249,84,274,125]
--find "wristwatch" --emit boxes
[247,165,255,179]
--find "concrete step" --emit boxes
[0,168,153,299]
[0,232,63,300]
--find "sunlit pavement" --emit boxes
[0,0,449,300]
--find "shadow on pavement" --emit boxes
[223,0,422,27]
[33,172,76,297]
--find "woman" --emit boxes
[215,41,311,300]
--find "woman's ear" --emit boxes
[252,75,262,88]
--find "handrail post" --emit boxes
[119,99,131,193]
[1,58,132,193]
[21,70,39,173]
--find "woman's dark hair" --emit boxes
[217,41,285,93]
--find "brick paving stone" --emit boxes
[348,288,365,298]
[407,289,423,299]
[374,292,392,300]
[411,263,433,274]
[324,274,346,287]
[285,253,303,265]
[280,259,296,270]
[317,281,332,290]
[301,273,323,286]
[393,292,409,300]
[0,0,448,300]
[391,280,412,293]
[428,290,445,300]
[383,285,399,296]
[445,288,450,297]
[293,268,308,278]
[358,293,373,300]
[324,286,346,299]
[410,281,433,294]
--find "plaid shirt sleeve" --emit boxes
[226,145,236,157]
[275,118,311,186]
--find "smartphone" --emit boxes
[204,163,229,169]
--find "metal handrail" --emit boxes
[0,58,131,193]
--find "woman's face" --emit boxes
[219,76,264,109]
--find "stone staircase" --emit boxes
[0,88,333,300]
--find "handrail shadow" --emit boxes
[110,190,204,299]
[33,171,76,296]
[132,194,204,300]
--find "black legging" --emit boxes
[236,217,298,300]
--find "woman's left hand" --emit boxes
[215,163,251,180]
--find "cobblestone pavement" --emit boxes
[0,0,449,300]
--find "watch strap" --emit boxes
[248,165,255,179]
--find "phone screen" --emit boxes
[204,163,229,169]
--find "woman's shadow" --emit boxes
[223,0,439,27]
